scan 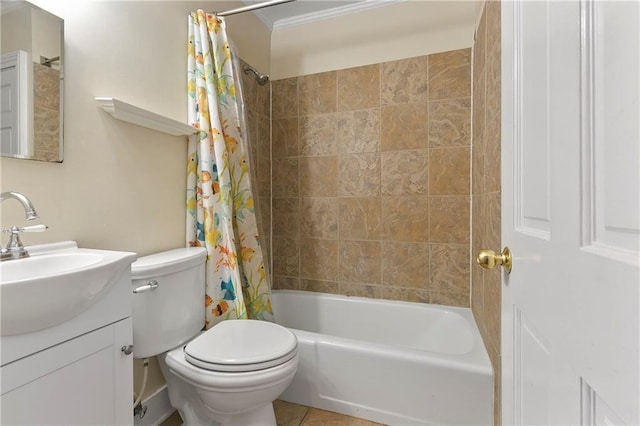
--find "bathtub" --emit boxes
[271,290,493,425]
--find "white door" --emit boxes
[501,0,639,425]
[0,50,31,158]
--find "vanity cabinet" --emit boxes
[1,318,133,425]
[0,242,136,426]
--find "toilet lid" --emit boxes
[184,320,298,372]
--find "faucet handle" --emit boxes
[0,224,48,261]
[20,224,48,233]
[2,224,48,234]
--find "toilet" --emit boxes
[130,247,298,425]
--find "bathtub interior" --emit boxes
[272,290,477,355]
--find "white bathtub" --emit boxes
[271,290,493,425]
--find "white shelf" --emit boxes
[96,97,197,136]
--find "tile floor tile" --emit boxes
[160,400,385,426]
[159,410,182,426]
[300,407,384,425]
[275,400,309,426]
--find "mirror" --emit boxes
[1,0,63,162]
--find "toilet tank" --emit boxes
[131,247,207,358]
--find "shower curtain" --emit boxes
[186,10,273,328]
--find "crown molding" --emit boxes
[250,8,276,30]
[274,0,407,30]
[252,0,408,31]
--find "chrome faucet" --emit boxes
[1,191,39,220]
[1,191,47,261]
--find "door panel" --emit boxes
[1,59,20,156]
[0,50,30,158]
[514,307,552,425]
[516,0,551,238]
[581,0,640,260]
[1,319,133,425]
[502,0,639,424]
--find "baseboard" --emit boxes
[133,386,175,426]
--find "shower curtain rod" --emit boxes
[215,0,296,17]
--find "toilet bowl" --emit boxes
[162,320,298,425]
[131,247,298,425]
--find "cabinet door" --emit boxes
[1,318,133,425]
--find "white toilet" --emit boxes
[130,247,298,425]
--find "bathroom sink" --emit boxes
[1,252,104,282]
[0,241,136,336]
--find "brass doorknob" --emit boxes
[476,247,512,274]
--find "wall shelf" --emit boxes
[95,97,197,136]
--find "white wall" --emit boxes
[270,0,475,79]
[1,5,31,54]
[31,6,62,69]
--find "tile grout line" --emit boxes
[298,406,312,426]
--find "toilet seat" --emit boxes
[184,320,297,373]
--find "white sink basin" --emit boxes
[1,252,104,282]
[0,241,136,336]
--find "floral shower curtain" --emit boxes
[186,10,273,329]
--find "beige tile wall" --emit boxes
[471,1,502,425]
[240,60,273,273]
[270,48,472,307]
[32,63,60,162]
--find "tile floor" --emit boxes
[273,400,383,426]
[159,400,384,426]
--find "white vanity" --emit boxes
[0,241,136,425]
